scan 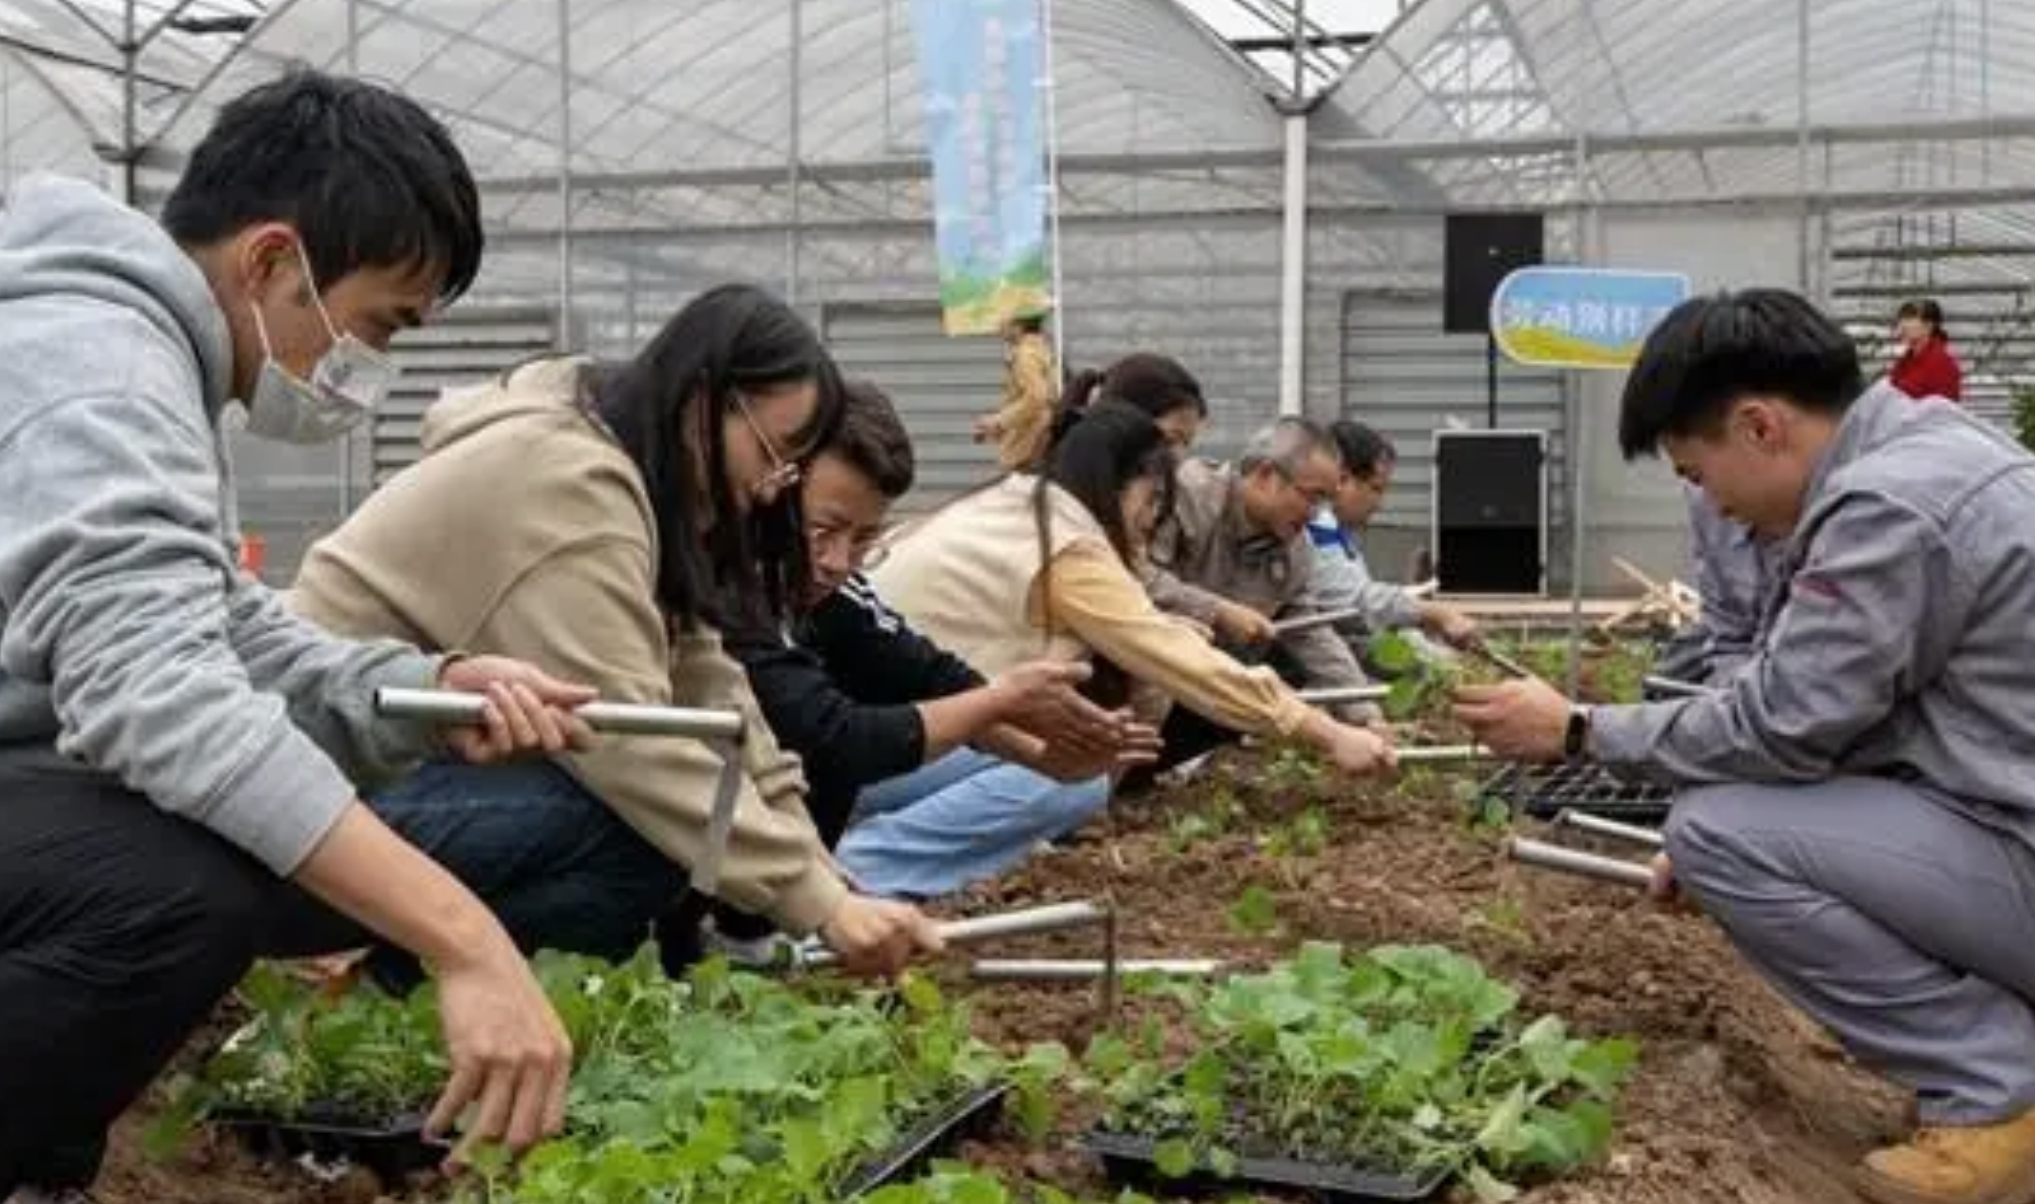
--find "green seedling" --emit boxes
[179,946,1069,1204]
[1226,884,1280,936]
[1088,942,1638,1201]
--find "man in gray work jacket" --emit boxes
[1457,288,2035,1204]
[1649,482,1785,688]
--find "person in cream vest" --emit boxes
[869,400,1397,780]
[292,285,940,981]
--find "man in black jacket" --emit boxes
[725,381,1155,899]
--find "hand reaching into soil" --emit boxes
[1300,710,1398,776]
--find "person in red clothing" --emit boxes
[1889,298,1964,403]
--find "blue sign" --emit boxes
[1491,267,1692,369]
[910,0,1050,335]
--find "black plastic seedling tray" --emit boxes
[1480,760,1672,823]
[213,1082,1008,1194]
[842,1081,1012,1196]
[1081,1130,1447,1203]
[210,1106,440,1181]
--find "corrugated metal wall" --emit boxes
[822,303,1007,511]
[369,307,560,486]
[230,307,557,584]
[1340,290,1569,585]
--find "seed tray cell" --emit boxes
[1081,1130,1446,1203]
[1480,760,1672,823]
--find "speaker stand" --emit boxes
[1485,332,1499,428]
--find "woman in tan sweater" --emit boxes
[291,285,939,979]
[870,401,1396,777]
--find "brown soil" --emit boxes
[103,741,1904,1204]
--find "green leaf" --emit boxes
[1476,1084,1534,1158]
[1570,1036,1641,1095]
[1153,1138,1198,1178]
[1369,630,1424,675]
[1227,885,1278,935]
[1463,1163,1523,1202]
[899,971,945,1016]
[1207,1144,1241,1176]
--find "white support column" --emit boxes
[1277,110,1308,417]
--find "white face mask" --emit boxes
[243,242,399,444]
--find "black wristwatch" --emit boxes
[1563,705,1592,762]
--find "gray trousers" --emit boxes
[1668,776,2035,1125]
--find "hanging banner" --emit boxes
[910,0,1050,335]
[1491,267,1692,369]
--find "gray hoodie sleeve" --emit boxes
[1590,494,1960,782]
[223,570,446,791]
[0,384,441,875]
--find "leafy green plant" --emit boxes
[1369,632,1464,723]
[183,947,1070,1204]
[1087,942,1637,1201]
[1264,746,1324,791]
[1167,788,1243,853]
[1264,807,1329,860]
[1226,884,1280,935]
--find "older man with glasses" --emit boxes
[1140,417,1384,773]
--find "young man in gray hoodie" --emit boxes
[1457,289,2035,1204]
[0,72,601,1197]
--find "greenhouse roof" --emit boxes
[6,0,2035,376]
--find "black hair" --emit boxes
[588,283,844,629]
[163,68,483,302]
[830,378,916,499]
[1617,288,1865,460]
[1897,298,1950,342]
[1033,400,1178,708]
[1328,420,1397,478]
[1052,352,1207,448]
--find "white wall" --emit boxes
[1572,210,1814,593]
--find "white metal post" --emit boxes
[1278,112,1308,417]
[341,0,359,516]
[787,0,803,309]
[1039,0,1065,364]
[555,0,574,349]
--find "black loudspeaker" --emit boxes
[1432,430,1546,595]
[1444,213,1545,334]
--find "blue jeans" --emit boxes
[301,759,685,985]
[835,749,1109,900]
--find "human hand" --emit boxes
[1212,602,1276,646]
[425,936,574,1169]
[818,893,945,978]
[1452,678,1571,762]
[1032,713,1164,782]
[993,660,1126,761]
[435,656,597,764]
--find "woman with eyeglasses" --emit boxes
[869,400,1397,785]
[289,283,942,982]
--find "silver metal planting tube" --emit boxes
[798,900,1109,969]
[375,687,744,742]
[1505,836,1654,889]
[1294,684,1392,705]
[970,958,1223,981]
[1394,743,1489,764]
[1270,607,1365,636]
[1554,808,1667,849]
[1641,674,1714,698]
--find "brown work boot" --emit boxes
[1856,1109,2035,1204]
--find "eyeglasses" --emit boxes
[734,391,803,494]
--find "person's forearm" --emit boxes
[915,684,1015,763]
[292,801,514,973]
[1294,707,1346,756]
